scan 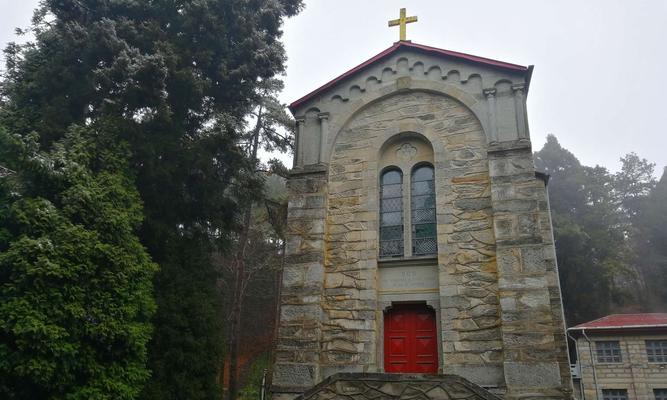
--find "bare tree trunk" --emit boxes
[227,109,263,400]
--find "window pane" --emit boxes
[412,194,435,209]
[381,226,403,240]
[382,170,402,185]
[655,389,667,400]
[381,211,402,226]
[381,197,402,212]
[412,180,435,196]
[413,238,437,256]
[382,183,402,198]
[411,165,437,256]
[380,168,403,257]
[413,208,435,223]
[646,340,667,362]
[412,166,434,181]
[596,341,622,363]
[380,239,403,257]
[602,390,628,400]
[414,223,437,238]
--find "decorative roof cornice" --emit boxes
[289,40,530,113]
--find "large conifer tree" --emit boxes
[1,1,302,398]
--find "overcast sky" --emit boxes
[2,0,666,174]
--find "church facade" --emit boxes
[272,40,573,400]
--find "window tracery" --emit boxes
[378,135,437,259]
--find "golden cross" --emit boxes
[388,8,418,41]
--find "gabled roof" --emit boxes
[289,41,530,113]
[568,313,667,331]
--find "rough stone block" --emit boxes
[519,291,550,309]
[504,361,562,388]
[493,216,514,242]
[491,183,515,201]
[447,365,504,386]
[521,246,547,274]
[493,199,538,213]
[272,363,317,388]
[281,304,321,322]
[497,247,521,275]
[489,157,534,178]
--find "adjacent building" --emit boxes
[568,313,667,400]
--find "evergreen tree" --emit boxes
[0,122,156,399]
[535,135,632,324]
[611,154,657,306]
[1,1,302,398]
[614,153,657,221]
[634,168,667,308]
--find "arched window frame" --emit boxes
[410,163,437,256]
[377,136,438,260]
[379,167,404,257]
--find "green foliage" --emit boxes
[614,153,657,219]
[633,168,667,308]
[2,0,302,398]
[535,135,665,324]
[0,123,156,399]
[238,352,270,400]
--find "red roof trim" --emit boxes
[289,41,529,113]
[568,313,667,331]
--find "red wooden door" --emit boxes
[384,304,438,373]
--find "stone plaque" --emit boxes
[378,265,438,293]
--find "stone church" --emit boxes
[272,13,573,400]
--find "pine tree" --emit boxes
[535,135,632,324]
[634,168,667,309]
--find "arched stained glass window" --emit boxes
[380,168,403,257]
[411,165,437,256]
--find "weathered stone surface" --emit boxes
[274,52,572,400]
[295,373,501,400]
[504,362,562,388]
[273,363,318,388]
[446,365,504,387]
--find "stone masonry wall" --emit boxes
[323,91,504,385]
[489,141,573,399]
[272,167,328,397]
[273,88,573,400]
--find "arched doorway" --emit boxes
[384,303,438,373]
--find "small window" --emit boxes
[655,389,667,400]
[411,165,437,256]
[646,340,667,362]
[603,389,628,400]
[596,341,622,363]
[380,169,403,257]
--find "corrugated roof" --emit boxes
[569,313,667,331]
[289,41,529,113]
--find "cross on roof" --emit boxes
[388,8,418,41]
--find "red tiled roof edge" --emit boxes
[568,313,667,331]
[289,41,530,113]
